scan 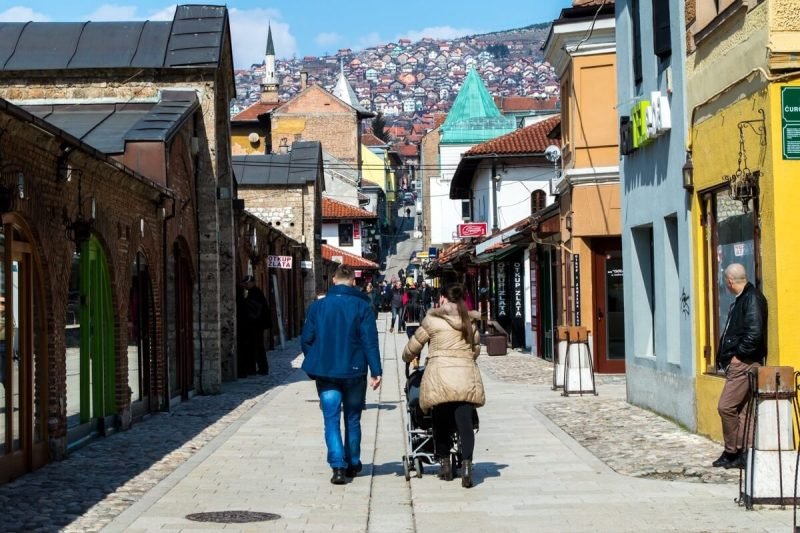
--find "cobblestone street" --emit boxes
[0,325,792,532]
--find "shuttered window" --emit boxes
[652,0,672,59]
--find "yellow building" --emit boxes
[687,0,800,439]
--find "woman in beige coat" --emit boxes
[402,283,484,488]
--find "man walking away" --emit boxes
[301,265,382,484]
[713,263,767,469]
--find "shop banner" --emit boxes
[267,255,293,269]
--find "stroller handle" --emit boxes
[405,358,420,379]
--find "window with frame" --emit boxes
[631,0,643,84]
[701,188,759,373]
[652,0,672,59]
[631,225,655,357]
[531,189,547,214]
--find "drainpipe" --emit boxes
[491,160,499,232]
[160,193,176,410]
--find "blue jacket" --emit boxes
[301,284,382,380]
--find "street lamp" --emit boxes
[682,151,694,192]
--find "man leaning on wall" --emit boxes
[712,263,767,469]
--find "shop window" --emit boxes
[631,225,655,357]
[128,253,154,409]
[701,189,759,372]
[664,215,680,365]
[338,223,354,247]
[65,253,81,428]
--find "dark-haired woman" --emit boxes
[401,283,484,488]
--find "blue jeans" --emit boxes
[315,377,368,469]
[391,305,403,328]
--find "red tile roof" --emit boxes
[232,101,281,122]
[494,96,559,113]
[361,132,387,146]
[322,197,377,219]
[393,142,419,157]
[322,244,379,269]
[464,116,561,157]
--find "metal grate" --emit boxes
[185,511,281,523]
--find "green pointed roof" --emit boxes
[440,68,515,144]
[266,24,275,56]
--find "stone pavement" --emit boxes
[0,313,795,532]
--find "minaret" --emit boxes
[261,23,279,104]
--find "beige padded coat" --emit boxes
[402,305,485,413]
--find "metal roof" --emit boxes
[440,67,515,144]
[20,90,198,154]
[233,141,323,186]
[0,5,227,71]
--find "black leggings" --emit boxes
[432,401,475,461]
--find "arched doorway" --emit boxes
[128,252,155,417]
[66,235,116,443]
[0,221,47,483]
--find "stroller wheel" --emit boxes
[402,455,411,481]
[414,457,424,478]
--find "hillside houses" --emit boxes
[232,25,558,127]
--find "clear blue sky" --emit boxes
[0,1,572,67]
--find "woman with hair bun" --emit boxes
[402,282,484,488]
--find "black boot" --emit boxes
[330,468,346,485]
[461,460,473,488]
[438,457,452,481]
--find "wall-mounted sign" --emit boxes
[631,100,651,149]
[457,222,488,238]
[782,86,800,160]
[267,255,293,269]
[573,254,581,326]
[300,260,313,269]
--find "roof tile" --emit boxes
[322,197,377,219]
[232,101,280,122]
[322,244,379,269]
[464,116,560,157]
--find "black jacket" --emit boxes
[717,282,767,368]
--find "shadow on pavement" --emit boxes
[0,342,303,532]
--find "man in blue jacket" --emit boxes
[301,265,382,485]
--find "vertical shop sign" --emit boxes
[782,86,800,160]
[511,256,525,349]
[573,254,581,326]
[496,262,508,319]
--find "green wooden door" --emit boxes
[79,236,116,423]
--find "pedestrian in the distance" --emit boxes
[419,281,433,312]
[402,283,484,488]
[301,265,382,485]
[364,282,380,318]
[389,280,404,333]
[712,263,767,470]
[238,275,271,376]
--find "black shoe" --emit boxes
[438,457,452,481]
[461,459,473,488]
[725,453,746,470]
[345,462,362,478]
[712,451,741,469]
[331,468,346,484]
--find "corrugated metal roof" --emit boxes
[0,6,226,71]
[233,141,322,186]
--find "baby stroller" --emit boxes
[401,361,479,481]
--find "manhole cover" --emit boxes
[185,511,281,523]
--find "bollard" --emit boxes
[553,326,569,390]
[562,326,597,397]
[742,366,796,508]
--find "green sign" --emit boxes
[782,86,800,160]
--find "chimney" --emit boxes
[279,137,289,154]
[300,71,308,90]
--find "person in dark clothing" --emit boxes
[238,275,270,376]
[364,282,380,318]
[419,281,433,312]
[389,280,404,333]
[301,265,382,485]
[713,263,767,470]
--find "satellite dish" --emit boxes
[544,145,561,163]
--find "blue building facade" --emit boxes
[615,0,696,429]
